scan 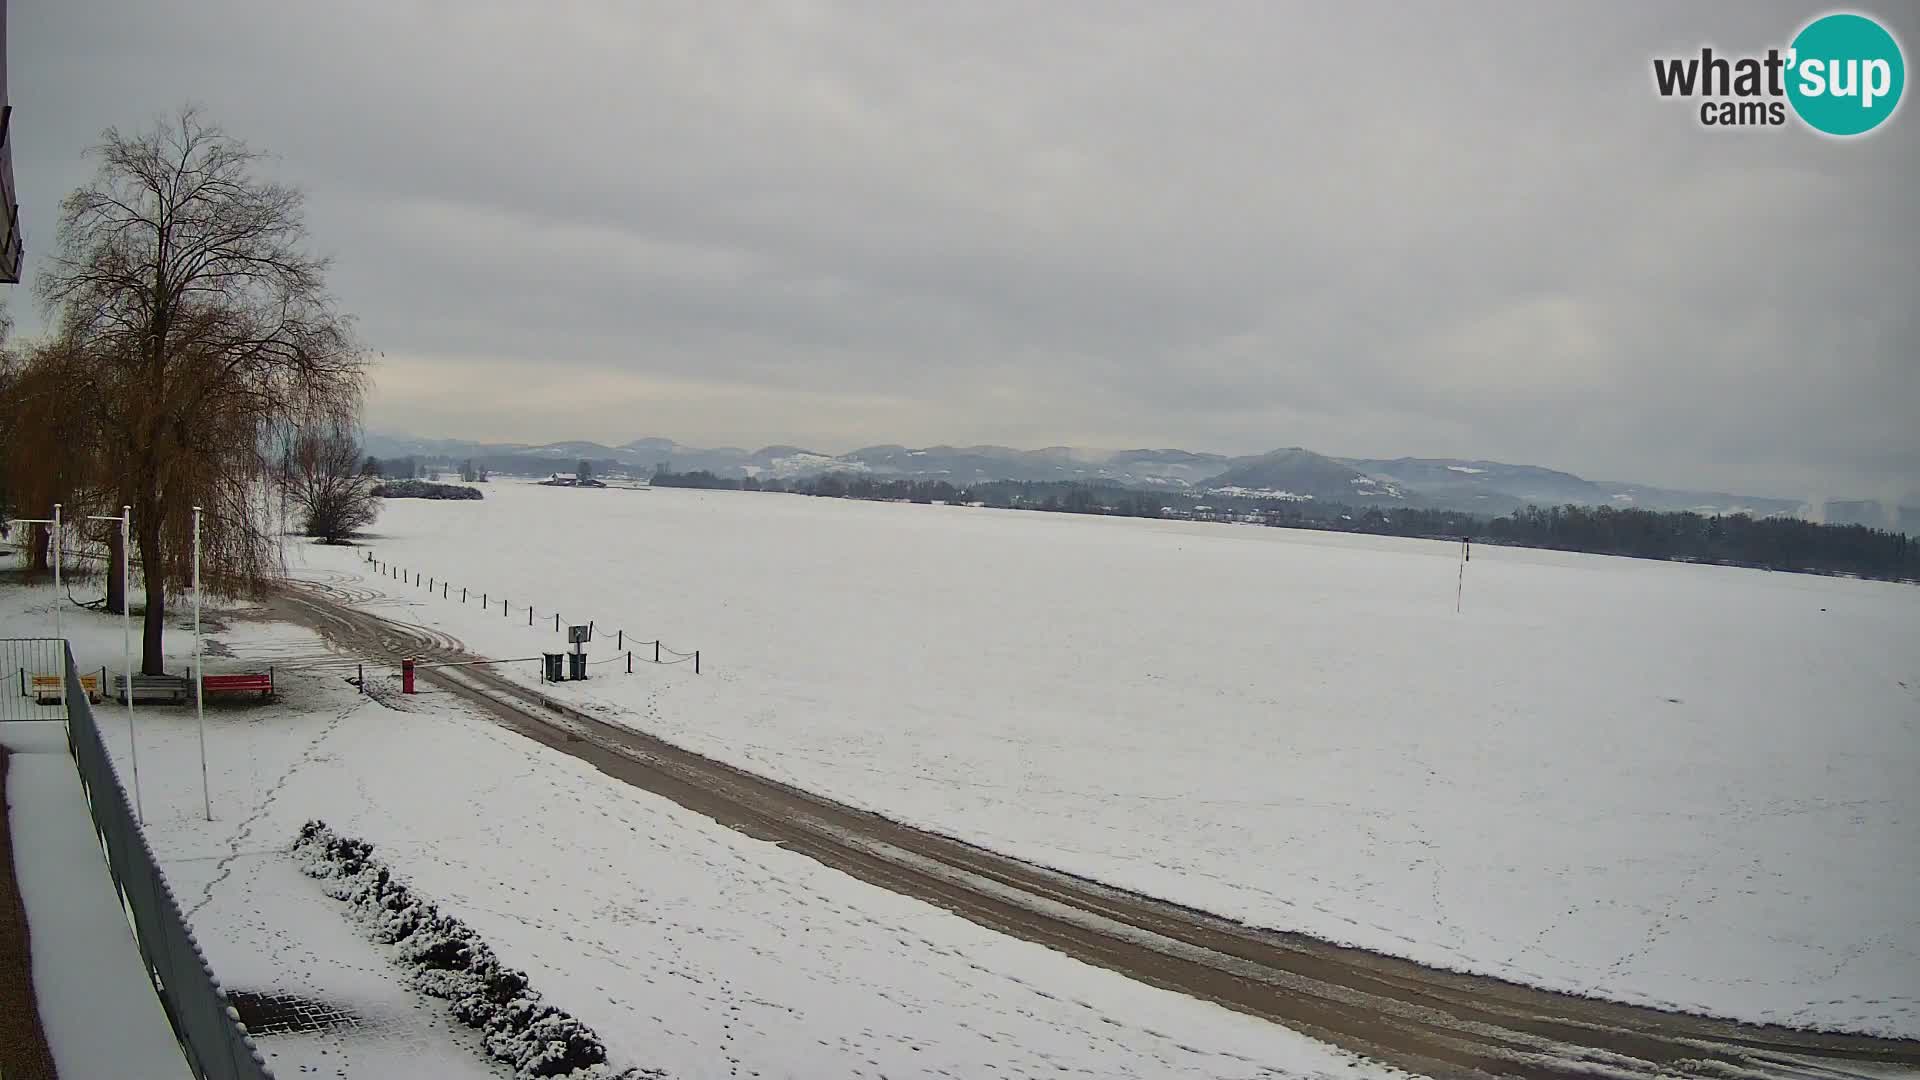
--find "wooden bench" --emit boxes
[201,671,274,701]
[29,673,102,704]
[112,673,191,705]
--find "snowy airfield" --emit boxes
[288,479,1919,1038]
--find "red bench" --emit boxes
[201,671,274,700]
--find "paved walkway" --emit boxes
[0,721,193,1080]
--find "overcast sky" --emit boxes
[9,2,1916,502]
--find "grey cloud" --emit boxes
[9,0,1916,503]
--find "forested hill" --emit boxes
[650,470,1919,583]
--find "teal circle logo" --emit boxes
[1786,13,1905,136]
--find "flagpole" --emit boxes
[123,507,140,823]
[51,504,62,645]
[12,511,63,708]
[86,508,141,822]
[53,504,64,715]
[195,506,210,821]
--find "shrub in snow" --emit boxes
[294,820,663,1079]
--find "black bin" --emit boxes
[542,652,564,682]
[567,651,587,681]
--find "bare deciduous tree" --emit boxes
[281,427,380,543]
[37,106,368,673]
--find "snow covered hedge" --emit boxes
[293,820,661,1079]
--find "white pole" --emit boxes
[86,508,142,822]
[11,513,64,711]
[51,504,62,645]
[53,504,64,714]
[194,507,210,821]
[123,506,141,824]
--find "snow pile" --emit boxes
[293,821,661,1079]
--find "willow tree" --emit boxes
[37,107,367,673]
[0,334,115,586]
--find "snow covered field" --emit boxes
[294,480,1920,1037]
[0,578,1387,1078]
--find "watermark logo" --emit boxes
[1652,11,1905,136]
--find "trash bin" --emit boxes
[542,652,564,683]
[567,651,587,681]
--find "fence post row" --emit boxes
[351,562,703,681]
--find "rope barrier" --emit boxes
[409,655,543,671]
[360,554,703,673]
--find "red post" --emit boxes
[402,657,416,695]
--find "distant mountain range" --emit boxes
[363,432,1809,518]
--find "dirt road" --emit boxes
[273,578,1920,1080]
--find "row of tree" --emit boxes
[355,454,492,483]
[1,109,372,672]
[1476,503,1918,578]
[648,470,1919,582]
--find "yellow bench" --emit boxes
[30,673,102,704]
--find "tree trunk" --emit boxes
[136,513,166,675]
[29,524,50,575]
[106,528,126,614]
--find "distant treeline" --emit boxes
[650,470,1918,582]
[367,453,622,480]
[1477,503,1917,579]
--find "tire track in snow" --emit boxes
[271,582,1920,1080]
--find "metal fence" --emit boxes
[1,636,70,722]
[59,643,278,1080]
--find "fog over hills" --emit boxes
[366,432,1816,518]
